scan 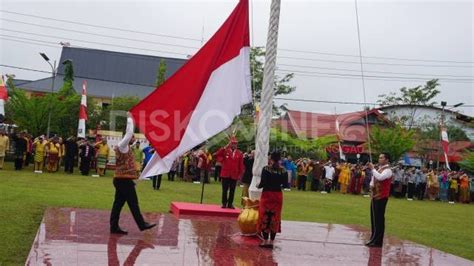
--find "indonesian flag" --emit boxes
[77,80,88,138]
[0,75,7,116]
[131,0,251,178]
[335,118,346,160]
[441,126,450,170]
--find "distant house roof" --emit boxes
[275,109,388,142]
[10,79,31,87]
[17,47,187,98]
[378,104,473,123]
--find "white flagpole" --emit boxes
[249,0,281,200]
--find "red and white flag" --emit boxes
[0,75,7,116]
[440,126,450,170]
[131,0,251,178]
[77,80,88,138]
[335,118,346,161]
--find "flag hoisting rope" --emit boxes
[249,0,282,200]
[354,0,373,162]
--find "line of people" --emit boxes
[0,130,113,177]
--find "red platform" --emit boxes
[170,201,241,218]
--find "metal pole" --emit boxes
[436,105,445,170]
[200,174,205,204]
[45,60,56,138]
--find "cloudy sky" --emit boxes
[1,0,473,115]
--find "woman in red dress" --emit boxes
[257,151,288,248]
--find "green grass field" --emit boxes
[0,164,473,265]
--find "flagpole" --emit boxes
[249,0,281,200]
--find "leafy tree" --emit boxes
[378,79,441,129]
[58,60,76,97]
[418,123,469,142]
[458,151,474,174]
[156,59,167,87]
[245,47,295,115]
[369,124,415,163]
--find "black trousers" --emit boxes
[64,156,74,173]
[151,175,162,190]
[449,188,456,202]
[401,184,407,198]
[194,168,201,182]
[80,157,91,175]
[221,178,237,207]
[168,171,176,181]
[203,170,209,183]
[369,198,388,246]
[311,179,320,191]
[297,175,307,191]
[14,156,24,170]
[416,183,426,200]
[214,165,222,182]
[110,179,146,230]
[407,183,416,199]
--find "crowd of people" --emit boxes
[0,130,110,176]
[2,129,473,205]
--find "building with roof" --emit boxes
[274,109,390,162]
[378,105,474,141]
[14,47,187,107]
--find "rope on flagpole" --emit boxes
[354,0,373,163]
[249,0,281,200]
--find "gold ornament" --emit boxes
[237,197,259,235]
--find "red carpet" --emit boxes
[170,202,241,218]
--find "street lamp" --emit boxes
[40,52,57,138]
[356,153,360,164]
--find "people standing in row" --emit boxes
[79,138,95,176]
[95,138,110,177]
[0,130,9,170]
[323,163,335,193]
[415,168,427,200]
[406,168,416,200]
[13,132,27,170]
[64,137,78,174]
[296,158,311,191]
[311,161,324,192]
[33,136,46,173]
[142,144,161,190]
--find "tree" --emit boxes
[377,79,441,129]
[458,151,474,174]
[100,96,141,132]
[245,47,295,115]
[418,123,469,142]
[369,125,415,163]
[156,59,167,87]
[58,60,76,97]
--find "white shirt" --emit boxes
[324,165,335,180]
[370,165,393,187]
[117,117,134,154]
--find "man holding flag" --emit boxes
[110,113,156,234]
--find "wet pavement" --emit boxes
[26,208,473,265]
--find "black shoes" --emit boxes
[110,228,128,235]
[227,205,235,209]
[140,222,157,231]
[366,242,383,248]
[221,205,227,208]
